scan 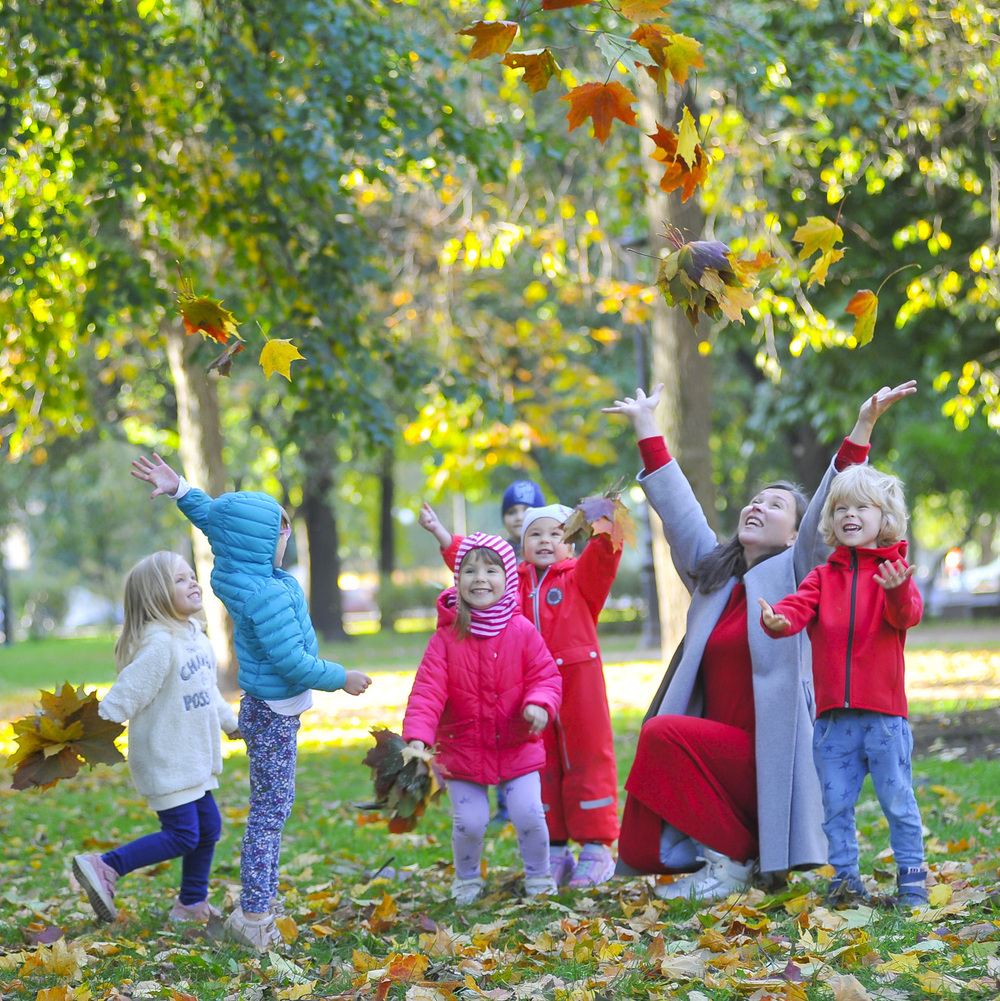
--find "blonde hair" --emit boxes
[819,465,908,548]
[114,552,198,671]
[454,546,506,639]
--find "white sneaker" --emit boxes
[654,848,754,902]
[450,876,485,904]
[524,874,558,897]
[224,907,283,952]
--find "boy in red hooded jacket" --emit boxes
[759,464,926,908]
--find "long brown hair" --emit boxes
[114,552,196,670]
[692,481,808,593]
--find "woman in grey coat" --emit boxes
[605,380,916,900]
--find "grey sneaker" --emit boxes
[524,874,558,897]
[655,848,753,902]
[896,866,928,908]
[72,854,119,922]
[224,907,283,951]
[168,898,222,924]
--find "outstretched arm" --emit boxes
[758,597,790,633]
[131,454,181,499]
[848,380,917,445]
[602,383,663,440]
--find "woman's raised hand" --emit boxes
[850,380,917,444]
[602,383,664,439]
[130,453,181,499]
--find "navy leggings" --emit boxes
[103,791,222,905]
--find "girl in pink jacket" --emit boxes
[403,533,563,904]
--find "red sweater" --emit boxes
[761,541,923,717]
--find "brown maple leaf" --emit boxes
[502,49,561,94]
[562,485,637,552]
[457,19,518,60]
[561,81,638,144]
[647,120,710,201]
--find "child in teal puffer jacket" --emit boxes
[132,454,372,951]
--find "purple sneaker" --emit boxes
[72,853,119,922]
[568,844,615,888]
[549,846,577,887]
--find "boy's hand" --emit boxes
[418,501,453,548]
[874,559,914,591]
[849,380,917,445]
[343,670,373,696]
[131,453,181,498]
[225,729,243,741]
[758,597,790,632]
[523,704,549,734]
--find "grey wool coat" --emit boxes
[636,455,840,876]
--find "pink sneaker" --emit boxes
[72,854,119,922]
[568,844,615,888]
[549,846,577,887]
[168,898,222,924]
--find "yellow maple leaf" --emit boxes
[807,247,845,287]
[675,105,699,167]
[619,0,673,21]
[259,339,305,380]
[793,215,844,260]
[457,20,518,60]
[501,48,560,93]
[845,289,878,345]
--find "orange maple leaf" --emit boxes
[457,19,518,60]
[845,289,878,345]
[562,81,638,144]
[632,26,704,87]
[647,122,710,201]
[502,49,560,94]
[620,0,673,21]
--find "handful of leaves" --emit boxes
[360,728,442,834]
[561,484,637,553]
[6,683,125,791]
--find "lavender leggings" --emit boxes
[449,771,549,879]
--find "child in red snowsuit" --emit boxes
[419,501,622,887]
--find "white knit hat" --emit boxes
[521,503,575,540]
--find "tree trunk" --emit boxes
[164,325,237,690]
[378,447,397,632]
[637,76,715,660]
[301,456,348,642]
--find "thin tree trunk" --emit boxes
[301,457,348,642]
[378,447,397,632]
[637,75,715,659]
[164,324,237,690]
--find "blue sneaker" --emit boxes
[825,872,869,907]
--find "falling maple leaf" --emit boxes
[631,25,703,87]
[561,81,637,144]
[647,120,710,201]
[206,337,246,378]
[260,338,305,381]
[845,289,878,345]
[620,0,673,22]
[793,215,844,261]
[807,248,845,288]
[562,483,637,552]
[542,0,593,8]
[501,49,560,93]
[6,683,124,790]
[359,728,443,833]
[457,20,518,60]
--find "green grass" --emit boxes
[2,634,999,999]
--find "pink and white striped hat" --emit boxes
[453,532,519,637]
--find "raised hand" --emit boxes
[418,501,453,547]
[130,453,181,499]
[758,597,790,633]
[850,380,917,445]
[601,383,664,439]
[873,559,915,591]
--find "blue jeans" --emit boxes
[812,709,924,875]
[103,792,222,905]
[239,695,300,913]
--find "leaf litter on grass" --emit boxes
[4,660,1000,998]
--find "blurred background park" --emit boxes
[3,0,1000,687]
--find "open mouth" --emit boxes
[744,515,763,529]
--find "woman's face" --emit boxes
[737,487,799,565]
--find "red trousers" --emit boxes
[540,658,619,844]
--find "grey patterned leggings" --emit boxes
[238,695,301,913]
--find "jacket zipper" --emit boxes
[844,548,858,707]
[530,566,548,631]
[529,566,570,767]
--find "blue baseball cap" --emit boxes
[501,479,545,514]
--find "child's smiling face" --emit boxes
[833,498,883,549]
[458,551,506,609]
[522,517,573,569]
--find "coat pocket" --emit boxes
[500,716,536,748]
